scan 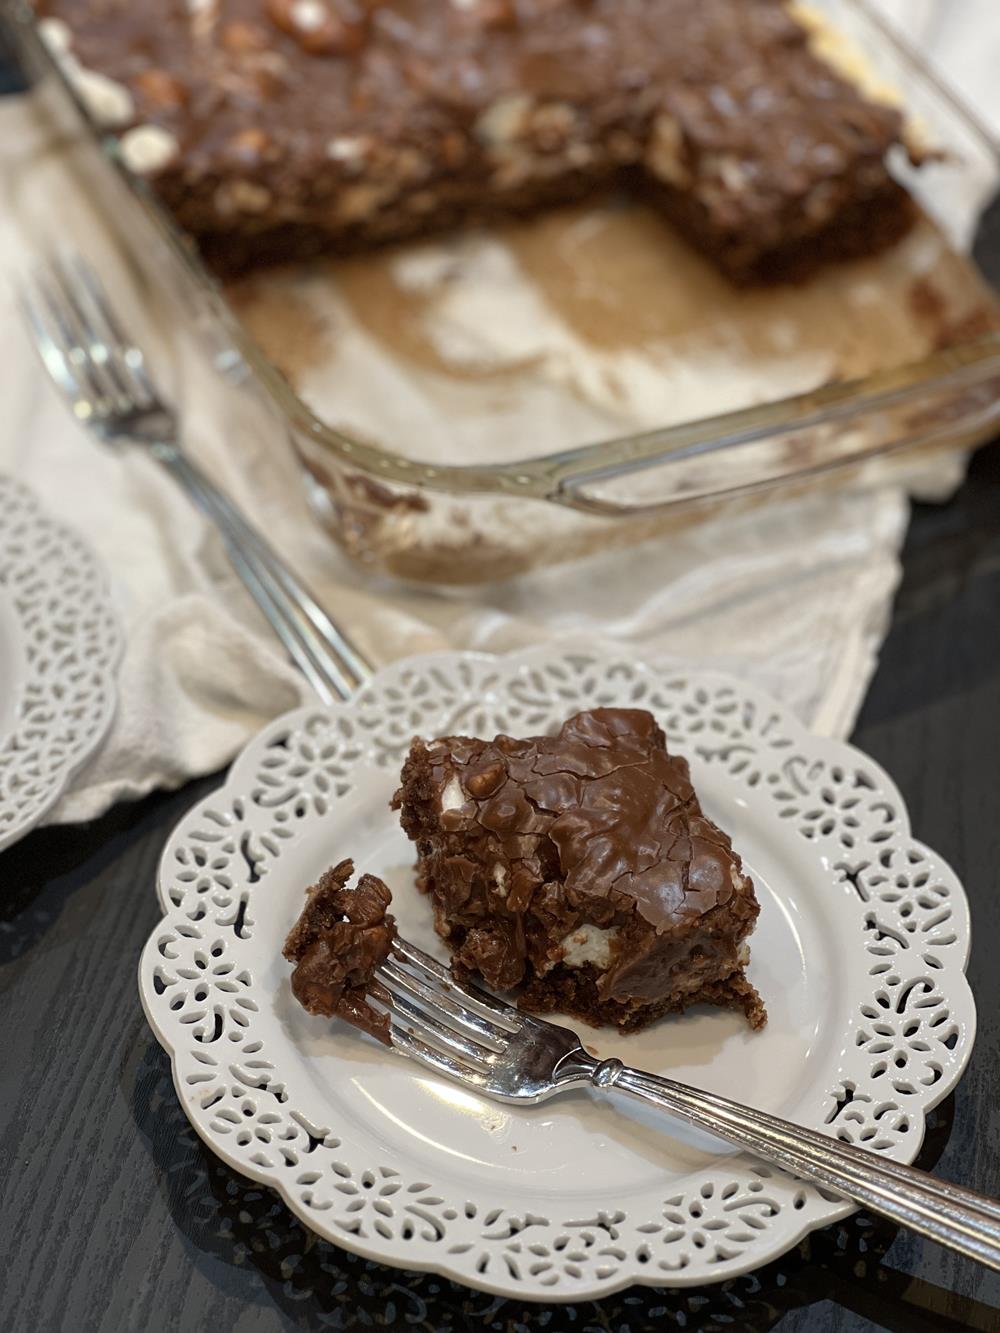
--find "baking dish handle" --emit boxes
[547,344,1000,517]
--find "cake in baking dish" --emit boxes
[36,0,915,281]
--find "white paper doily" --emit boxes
[0,476,122,852]
[139,646,974,1300]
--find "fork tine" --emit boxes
[380,958,508,1048]
[386,1024,490,1090]
[65,254,160,407]
[32,269,115,418]
[17,282,88,411]
[37,270,112,414]
[391,938,521,1030]
[374,982,497,1067]
[47,255,132,413]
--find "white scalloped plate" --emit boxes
[0,476,122,853]
[139,646,974,1301]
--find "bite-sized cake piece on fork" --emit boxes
[283,858,397,1042]
[392,707,766,1032]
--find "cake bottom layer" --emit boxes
[167,168,915,287]
[515,961,767,1034]
[639,173,917,286]
[168,172,614,279]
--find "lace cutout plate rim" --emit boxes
[0,475,122,853]
[140,644,975,1301]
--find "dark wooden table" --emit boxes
[3,45,1000,1333]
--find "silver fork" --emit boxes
[18,252,371,705]
[373,936,1000,1272]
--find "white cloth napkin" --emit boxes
[0,10,995,825]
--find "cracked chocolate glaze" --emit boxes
[283,858,396,1042]
[393,708,763,1027]
[38,0,913,281]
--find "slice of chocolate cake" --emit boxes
[393,707,765,1032]
[283,858,397,1042]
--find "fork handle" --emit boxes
[577,1055,1000,1270]
[149,441,370,704]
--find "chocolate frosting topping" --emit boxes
[283,858,396,1042]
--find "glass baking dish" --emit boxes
[6,0,1000,583]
